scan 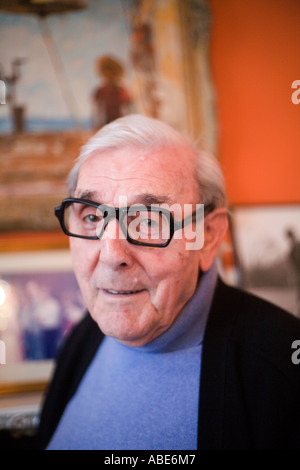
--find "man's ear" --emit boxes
[198,208,228,272]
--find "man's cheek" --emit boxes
[71,254,92,295]
[70,242,90,274]
[148,280,170,311]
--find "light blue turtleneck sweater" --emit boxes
[47,264,218,450]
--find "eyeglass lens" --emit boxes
[63,201,171,244]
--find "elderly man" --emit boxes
[37,114,300,450]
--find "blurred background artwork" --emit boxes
[0,0,213,138]
[92,55,132,129]
[0,252,84,363]
[231,205,300,318]
[0,250,84,364]
[0,0,129,133]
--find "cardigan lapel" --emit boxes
[197,279,242,449]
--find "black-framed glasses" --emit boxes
[55,198,214,248]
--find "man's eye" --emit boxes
[139,217,160,231]
[141,218,156,226]
[83,214,101,224]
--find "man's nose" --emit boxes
[98,219,132,268]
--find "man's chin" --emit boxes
[90,307,157,347]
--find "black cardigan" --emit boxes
[36,279,300,450]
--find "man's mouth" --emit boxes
[104,289,146,296]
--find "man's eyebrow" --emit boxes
[74,190,173,206]
[75,190,101,201]
[136,193,173,206]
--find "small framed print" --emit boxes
[0,249,85,396]
[230,204,300,318]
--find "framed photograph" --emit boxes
[230,205,300,318]
[0,249,85,396]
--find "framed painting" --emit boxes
[0,249,85,396]
[230,204,300,318]
[0,0,214,142]
[0,0,132,134]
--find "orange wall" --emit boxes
[209,0,300,205]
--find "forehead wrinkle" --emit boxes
[75,170,177,198]
[74,187,175,207]
[79,149,187,187]
[76,149,197,204]
[77,172,167,188]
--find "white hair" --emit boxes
[68,114,227,209]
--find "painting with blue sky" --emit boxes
[0,0,132,133]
